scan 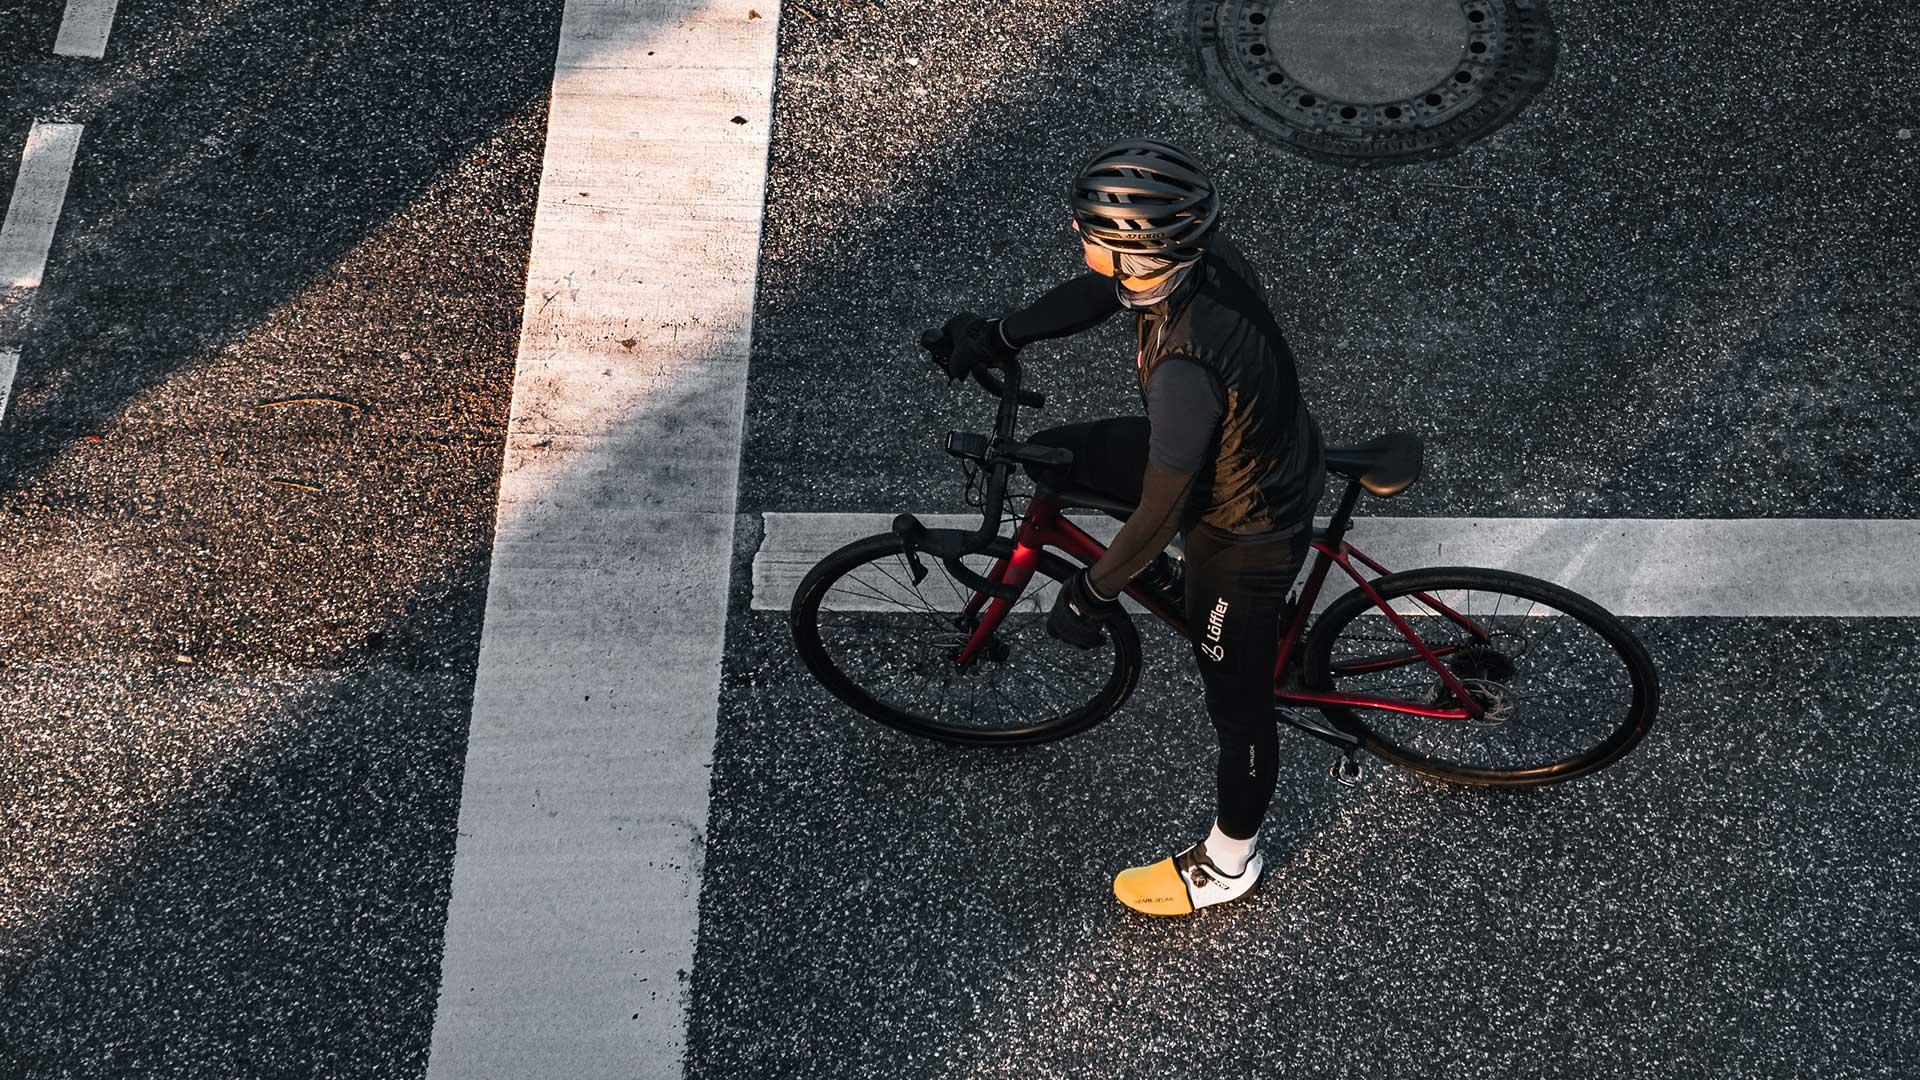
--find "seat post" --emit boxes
[1320,479,1365,544]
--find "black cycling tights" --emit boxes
[1182,524,1308,839]
[1028,417,1309,840]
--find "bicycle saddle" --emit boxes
[1324,431,1423,498]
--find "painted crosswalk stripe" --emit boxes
[0,123,83,289]
[0,349,18,422]
[427,2,781,1078]
[53,0,120,59]
[752,512,1920,617]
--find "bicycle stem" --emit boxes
[969,355,1034,545]
[889,354,1037,603]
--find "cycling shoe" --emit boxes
[1113,841,1263,916]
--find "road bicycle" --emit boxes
[789,332,1659,788]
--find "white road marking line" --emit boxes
[754,512,1920,617]
[53,0,120,59]
[427,3,780,1078]
[0,349,18,422]
[0,123,83,289]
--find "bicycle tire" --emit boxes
[790,532,1142,746]
[1302,566,1659,787]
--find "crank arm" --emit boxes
[1278,708,1365,754]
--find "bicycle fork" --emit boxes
[952,544,1043,669]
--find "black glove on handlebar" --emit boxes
[939,312,1016,382]
[1047,570,1116,650]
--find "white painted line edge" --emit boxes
[428,3,781,1079]
[753,512,1920,618]
[0,349,18,422]
[0,123,83,289]
[53,0,120,59]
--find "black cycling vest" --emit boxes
[1132,236,1324,537]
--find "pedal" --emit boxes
[1329,754,1364,789]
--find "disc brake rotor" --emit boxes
[944,614,1011,672]
[1423,645,1517,725]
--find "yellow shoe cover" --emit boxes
[1115,845,1264,915]
[1113,857,1194,916]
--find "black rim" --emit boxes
[791,536,1140,746]
[1306,568,1656,784]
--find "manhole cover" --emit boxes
[1193,0,1558,167]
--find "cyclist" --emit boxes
[939,139,1324,915]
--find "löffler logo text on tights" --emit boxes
[1202,597,1228,661]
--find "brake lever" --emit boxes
[919,328,1044,408]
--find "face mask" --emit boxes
[1118,257,1198,309]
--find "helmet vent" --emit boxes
[1070,139,1221,259]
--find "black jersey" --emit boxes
[1001,234,1323,538]
[1132,236,1323,537]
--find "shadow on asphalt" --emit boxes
[2,0,564,1074]
[1,0,1915,1076]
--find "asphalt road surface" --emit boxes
[711,0,1917,1077]
[2,0,1916,1077]
[2,0,561,1075]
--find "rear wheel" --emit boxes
[1303,567,1658,787]
[790,533,1142,746]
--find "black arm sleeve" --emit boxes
[1088,461,1197,600]
[1144,357,1225,473]
[998,271,1124,348]
[1085,358,1221,599]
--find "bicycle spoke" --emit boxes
[865,561,955,622]
[1511,643,1614,684]
[985,676,1026,723]
[1004,666,1078,721]
[1007,662,1078,709]
[872,570,952,626]
[799,540,1134,737]
[1318,576,1647,774]
[832,572,953,633]
[822,615,962,645]
[1510,601,1551,656]
[934,558,969,610]
[936,556,998,617]
[828,576,927,613]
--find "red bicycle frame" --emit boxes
[950,491,1495,723]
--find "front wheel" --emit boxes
[790,533,1142,746]
[1303,567,1659,787]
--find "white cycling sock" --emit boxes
[1204,820,1257,876]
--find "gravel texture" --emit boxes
[738,0,1919,520]
[1,0,1915,1075]
[0,1,562,1075]
[692,605,1920,1079]
[696,0,1920,1077]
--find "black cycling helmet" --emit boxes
[1069,138,1220,264]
